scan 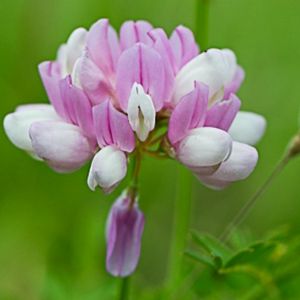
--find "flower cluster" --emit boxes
[3,19,266,277]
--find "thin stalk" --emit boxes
[116,152,142,300]
[128,150,142,205]
[118,277,130,300]
[166,0,211,291]
[196,0,210,50]
[219,153,291,243]
[167,167,193,288]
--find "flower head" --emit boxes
[3,18,266,276]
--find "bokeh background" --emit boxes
[1,0,300,299]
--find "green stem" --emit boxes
[128,150,142,205]
[167,166,193,288]
[166,0,210,291]
[196,0,210,50]
[219,152,291,243]
[218,131,300,242]
[119,277,130,300]
[116,152,142,300]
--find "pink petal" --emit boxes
[59,76,77,124]
[72,52,113,105]
[148,28,175,102]
[116,43,165,111]
[87,19,121,75]
[39,61,66,119]
[106,194,144,277]
[93,100,135,152]
[205,94,241,131]
[120,20,153,50]
[170,25,199,71]
[168,82,209,145]
[59,76,95,138]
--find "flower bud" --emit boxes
[106,192,144,277]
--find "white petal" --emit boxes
[88,146,127,193]
[57,27,88,77]
[30,121,93,173]
[127,83,155,141]
[228,111,266,145]
[3,104,60,152]
[173,48,237,105]
[207,141,258,181]
[178,127,232,167]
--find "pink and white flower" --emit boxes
[3,18,266,277]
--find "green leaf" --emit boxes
[225,241,277,268]
[184,249,217,269]
[191,231,232,265]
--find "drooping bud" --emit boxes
[106,192,144,277]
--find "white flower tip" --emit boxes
[127,83,156,141]
[229,111,266,146]
[87,146,127,193]
[3,105,60,152]
[87,171,97,191]
[57,27,88,77]
[173,48,238,105]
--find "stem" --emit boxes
[116,152,142,300]
[118,277,130,300]
[196,0,210,50]
[166,0,210,291]
[219,153,291,243]
[128,150,142,205]
[146,132,166,147]
[167,167,193,288]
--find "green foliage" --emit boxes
[182,228,300,300]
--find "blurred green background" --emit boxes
[1,0,300,299]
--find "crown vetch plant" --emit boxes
[3,19,266,277]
